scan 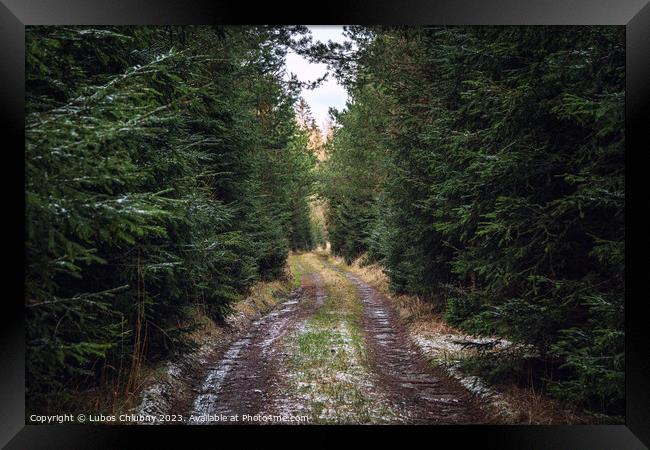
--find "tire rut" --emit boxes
[325,261,485,424]
[188,272,326,424]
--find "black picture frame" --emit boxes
[2,1,648,447]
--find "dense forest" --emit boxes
[25,26,322,412]
[26,25,625,420]
[317,26,625,415]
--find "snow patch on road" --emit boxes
[410,331,520,421]
[134,343,215,424]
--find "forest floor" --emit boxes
[172,252,490,424]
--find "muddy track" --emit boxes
[323,260,485,424]
[184,254,484,424]
[187,272,326,424]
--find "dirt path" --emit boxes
[326,261,484,424]
[187,271,325,424]
[185,253,484,424]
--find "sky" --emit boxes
[285,26,349,131]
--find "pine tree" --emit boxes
[317,25,625,416]
[25,25,318,413]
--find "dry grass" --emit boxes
[74,375,144,417]
[185,306,226,345]
[494,385,587,425]
[408,316,457,336]
[227,271,294,331]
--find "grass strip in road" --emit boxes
[287,253,307,288]
[283,254,399,424]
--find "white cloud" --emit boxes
[284,26,349,130]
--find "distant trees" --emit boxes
[318,26,625,415]
[25,26,320,412]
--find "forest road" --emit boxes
[184,252,484,424]
[187,270,326,424]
